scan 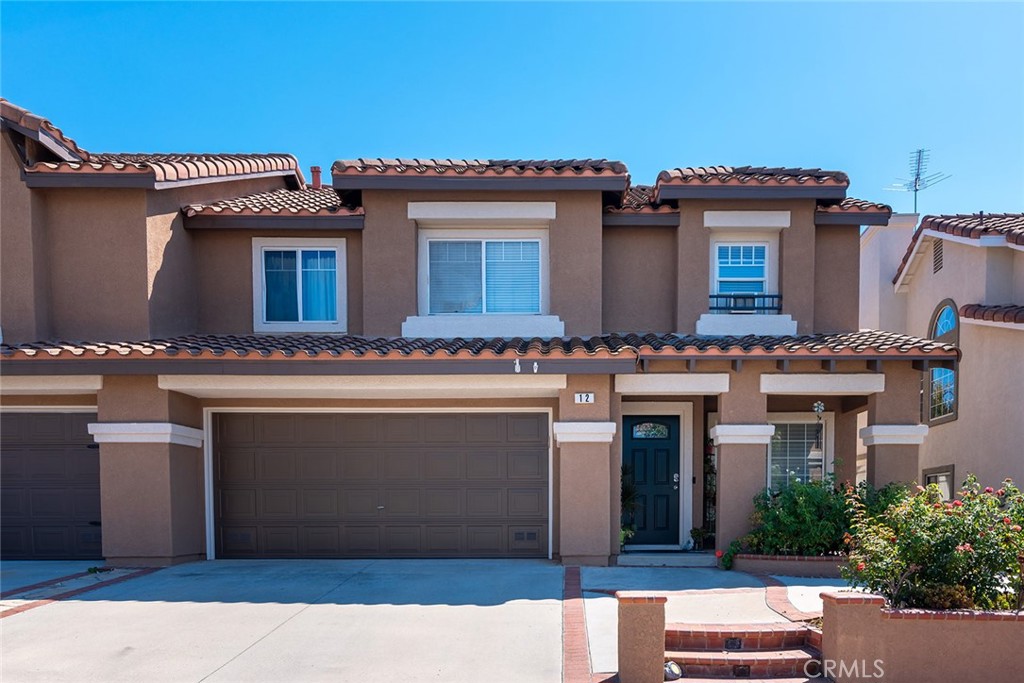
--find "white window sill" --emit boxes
[695,313,798,336]
[401,315,565,339]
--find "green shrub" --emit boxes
[843,475,1024,610]
[744,478,908,557]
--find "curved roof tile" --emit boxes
[185,188,362,217]
[332,158,629,178]
[657,166,849,187]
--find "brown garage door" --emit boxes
[214,412,549,558]
[0,412,102,560]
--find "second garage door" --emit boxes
[214,412,549,558]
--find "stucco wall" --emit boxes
[194,228,364,335]
[360,189,604,336]
[0,139,51,342]
[145,177,285,338]
[602,225,676,332]
[813,225,860,332]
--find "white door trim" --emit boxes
[620,402,694,550]
[202,406,555,561]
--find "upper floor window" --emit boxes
[715,244,767,295]
[925,299,958,423]
[428,239,541,315]
[252,238,347,333]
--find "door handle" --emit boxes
[377,506,385,510]
[673,473,680,483]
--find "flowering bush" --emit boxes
[743,478,907,557]
[843,475,1024,610]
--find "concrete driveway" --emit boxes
[1,559,563,683]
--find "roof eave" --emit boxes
[1,120,83,162]
[656,185,848,201]
[185,214,365,230]
[23,168,300,191]
[331,174,629,192]
[815,211,891,226]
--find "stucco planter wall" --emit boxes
[733,554,844,578]
[821,592,1024,683]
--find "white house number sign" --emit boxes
[574,392,596,404]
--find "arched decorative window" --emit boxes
[926,300,958,423]
[632,421,670,439]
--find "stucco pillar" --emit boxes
[833,409,860,485]
[863,364,927,486]
[556,375,615,565]
[712,364,772,551]
[616,592,668,683]
[94,376,205,566]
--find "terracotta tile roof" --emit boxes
[0,330,958,362]
[28,152,303,184]
[0,98,88,160]
[816,197,892,214]
[332,158,628,178]
[604,184,677,215]
[893,213,1024,285]
[184,188,362,217]
[657,166,850,187]
[959,304,1024,325]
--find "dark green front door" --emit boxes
[622,415,680,545]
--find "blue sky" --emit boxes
[2,1,1022,215]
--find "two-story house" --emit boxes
[0,99,958,567]
[860,212,1024,495]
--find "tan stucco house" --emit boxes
[0,99,958,566]
[860,212,1024,495]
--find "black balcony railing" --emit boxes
[709,294,782,314]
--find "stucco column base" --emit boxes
[867,444,920,486]
[714,442,767,550]
[616,593,667,683]
[558,441,613,566]
[99,442,205,565]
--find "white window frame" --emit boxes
[417,228,550,317]
[766,412,835,491]
[251,237,347,333]
[711,239,773,296]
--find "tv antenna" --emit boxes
[884,148,951,213]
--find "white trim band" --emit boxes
[408,201,556,225]
[704,211,791,230]
[88,422,205,448]
[552,421,617,445]
[760,373,885,395]
[0,375,103,395]
[710,424,776,445]
[859,424,929,446]
[615,373,730,395]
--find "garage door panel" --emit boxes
[260,489,299,517]
[508,450,545,479]
[383,489,421,516]
[466,452,504,479]
[301,489,339,516]
[219,414,256,445]
[341,451,378,479]
[258,415,297,444]
[467,526,505,554]
[257,450,298,481]
[300,452,338,480]
[76,526,102,555]
[31,527,73,556]
[345,526,380,553]
[1,451,27,480]
[423,451,462,479]
[213,412,548,559]
[424,489,462,516]
[466,488,503,517]
[382,415,419,442]
[423,414,463,442]
[220,489,257,519]
[382,451,420,480]
[72,489,102,518]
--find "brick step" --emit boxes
[665,622,813,651]
[665,647,821,679]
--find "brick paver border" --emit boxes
[0,567,162,619]
[0,570,95,599]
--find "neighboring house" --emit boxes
[0,99,958,567]
[860,212,1024,495]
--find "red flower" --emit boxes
[1005,517,1013,525]
[856,562,866,572]
[933,503,943,509]
[997,489,1006,496]
[1012,525,1022,532]
[715,550,724,558]
[889,537,897,544]
[984,487,994,494]
[953,500,963,507]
